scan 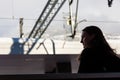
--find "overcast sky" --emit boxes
[0,0,120,37]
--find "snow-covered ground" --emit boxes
[0,34,120,55]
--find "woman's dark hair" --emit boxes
[82,25,116,55]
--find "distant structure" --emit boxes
[108,0,113,7]
[24,0,66,54]
[19,18,24,38]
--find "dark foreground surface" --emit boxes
[0,73,120,80]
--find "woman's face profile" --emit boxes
[81,31,95,48]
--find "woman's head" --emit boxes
[81,26,107,48]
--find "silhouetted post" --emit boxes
[19,18,24,38]
[108,0,113,7]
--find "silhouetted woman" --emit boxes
[78,26,120,73]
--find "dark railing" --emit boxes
[0,73,120,80]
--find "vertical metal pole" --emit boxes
[68,0,73,34]
[74,0,79,29]
[12,0,14,19]
[19,18,24,38]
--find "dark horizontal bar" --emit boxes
[0,73,120,80]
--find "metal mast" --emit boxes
[24,0,66,54]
